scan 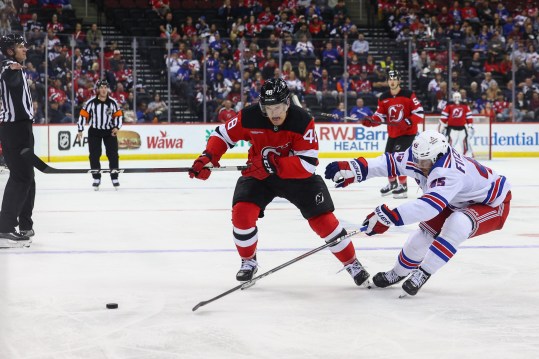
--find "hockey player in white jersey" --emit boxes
[324,130,512,296]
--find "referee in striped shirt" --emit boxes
[0,34,34,248]
[76,79,123,190]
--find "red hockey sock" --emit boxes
[398,176,407,185]
[308,213,356,265]
[232,202,260,259]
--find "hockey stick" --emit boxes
[320,113,399,127]
[20,148,247,174]
[192,227,366,312]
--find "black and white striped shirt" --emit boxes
[78,95,123,132]
[0,59,34,123]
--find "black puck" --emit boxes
[106,303,118,309]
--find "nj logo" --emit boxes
[452,108,463,118]
[315,192,324,205]
[388,104,405,123]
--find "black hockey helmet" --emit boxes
[259,78,290,114]
[0,34,26,57]
[96,79,109,88]
[387,69,401,81]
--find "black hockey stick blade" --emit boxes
[20,148,247,174]
[192,227,366,312]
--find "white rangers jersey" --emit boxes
[365,147,511,225]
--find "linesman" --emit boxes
[0,34,35,248]
[77,79,123,190]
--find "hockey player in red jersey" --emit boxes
[439,92,474,157]
[362,70,424,199]
[189,78,370,286]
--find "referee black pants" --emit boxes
[88,127,119,180]
[0,120,35,232]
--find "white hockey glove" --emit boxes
[466,124,475,138]
[438,120,448,137]
[324,157,368,188]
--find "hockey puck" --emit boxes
[106,303,118,309]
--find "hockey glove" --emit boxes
[361,117,377,127]
[439,121,448,136]
[188,152,220,180]
[362,204,402,236]
[242,152,279,180]
[466,124,475,138]
[324,157,368,188]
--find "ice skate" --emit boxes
[400,267,431,298]
[112,179,120,190]
[371,269,406,288]
[0,232,31,248]
[236,257,258,288]
[344,258,370,287]
[380,181,398,197]
[392,184,408,199]
[19,229,35,244]
[92,179,101,191]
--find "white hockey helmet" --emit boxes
[452,92,462,104]
[412,130,449,167]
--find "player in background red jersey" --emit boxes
[362,70,425,199]
[189,78,370,287]
[439,92,474,157]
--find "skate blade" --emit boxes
[93,187,100,191]
[393,194,408,199]
[398,290,413,298]
[240,280,256,290]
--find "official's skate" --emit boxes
[112,179,120,190]
[92,179,101,191]
[0,232,31,248]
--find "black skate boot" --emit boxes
[380,181,398,197]
[0,232,31,248]
[393,183,408,199]
[401,267,431,297]
[92,179,101,191]
[236,257,258,282]
[112,179,120,190]
[345,259,370,287]
[372,269,406,288]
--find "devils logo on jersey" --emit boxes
[452,108,464,118]
[388,104,405,123]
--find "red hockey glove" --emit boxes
[188,152,220,180]
[324,157,368,188]
[361,116,376,127]
[362,204,402,236]
[242,152,279,180]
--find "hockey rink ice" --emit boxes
[0,157,538,359]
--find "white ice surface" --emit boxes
[0,158,538,359]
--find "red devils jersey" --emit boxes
[441,103,472,127]
[372,89,424,138]
[205,104,318,179]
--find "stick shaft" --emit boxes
[192,229,362,311]
[21,149,247,174]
